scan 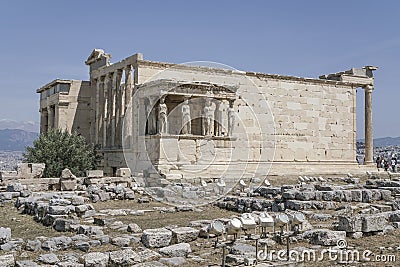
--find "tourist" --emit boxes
[376,156,381,169]
[384,159,390,171]
[391,155,397,172]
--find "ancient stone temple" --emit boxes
[37,49,377,180]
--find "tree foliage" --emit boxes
[23,129,99,178]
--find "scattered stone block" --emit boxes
[41,240,58,251]
[0,227,11,244]
[71,196,85,205]
[295,191,315,201]
[37,253,59,264]
[159,243,192,257]
[60,180,77,191]
[349,232,363,239]
[77,225,104,236]
[61,168,77,179]
[321,191,336,201]
[109,249,140,266]
[303,229,346,246]
[15,260,39,267]
[0,192,14,201]
[337,216,363,233]
[127,223,142,233]
[389,211,400,222]
[160,257,187,266]
[17,163,45,179]
[111,236,131,247]
[142,228,172,248]
[132,261,167,267]
[380,189,393,201]
[74,241,90,252]
[125,189,135,200]
[351,190,362,202]
[49,198,71,206]
[137,248,162,262]
[0,254,14,267]
[52,236,72,250]
[171,227,199,244]
[7,183,24,192]
[86,170,104,178]
[362,213,388,232]
[116,168,131,177]
[362,190,373,203]
[57,261,84,267]
[26,239,41,251]
[81,252,109,267]
[88,239,101,247]
[48,205,72,215]
[230,243,256,255]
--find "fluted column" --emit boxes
[364,85,374,164]
[98,76,104,146]
[40,109,48,134]
[115,69,123,147]
[111,71,118,148]
[103,73,111,148]
[48,106,54,130]
[124,65,133,148]
[95,78,100,144]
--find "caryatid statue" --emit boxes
[158,97,168,134]
[181,98,191,135]
[204,98,215,136]
[227,100,235,136]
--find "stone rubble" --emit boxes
[1,174,400,266]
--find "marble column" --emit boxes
[40,109,48,134]
[364,85,374,164]
[95,78,100,144]
[124,65,133,148]
[48,106,54,130]
[103,73,111,148]
[215,101,222,136]
[111,71,119,148]
[98,76,104,146]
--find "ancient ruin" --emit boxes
[37,49,378,181]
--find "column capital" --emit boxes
[363,84,374,92]
[125,64,132,71]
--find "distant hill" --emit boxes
[0,129,38,151]
[0,119,39,133]
[358,137,400,147]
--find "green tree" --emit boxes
[23,129,100,178]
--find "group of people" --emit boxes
[376,155,398,172]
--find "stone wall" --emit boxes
[133,60,360,177]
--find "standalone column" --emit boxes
[364,85,373,164]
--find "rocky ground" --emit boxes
[1,173,400,266]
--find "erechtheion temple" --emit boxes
[37,49,377,181]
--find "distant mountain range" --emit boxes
[357,137,400,147]
[0,129,38,151]
[0,119,39,133]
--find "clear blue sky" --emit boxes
[0,0,398,138]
